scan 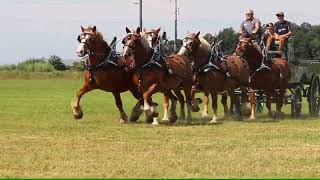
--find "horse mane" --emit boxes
[139,31,151,52]
[198,36,211,54]
[84,26,108,46]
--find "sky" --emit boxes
[1,0,320,64]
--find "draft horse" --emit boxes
[235,38,291,119]
[178,32,253,123]
[122,27,201,125]
[72,25,144,123]
[143,27,211,121]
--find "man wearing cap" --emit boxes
[239,10,261,41]
[273,11,292,51]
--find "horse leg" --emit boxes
[221,92,230,119]
[275,89,285,119]
[174,89,186,121]
[162,95,170,121]
[265,92,272,117]
[71,84,93,119]
[248,89,257,120]
[165,91,179,123]
[202,93,210,118]
[129,88,144,122]
[112,92,128,123]
[228,89,236,119]
[184,86,195,123]
[209,92,219,124]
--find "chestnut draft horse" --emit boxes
[72,25,144,123]
[235,38,291,119]
[122,27,201,125]
[178,32,254,123]
[143,27,211,121]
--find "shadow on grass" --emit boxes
[128,112,319,127]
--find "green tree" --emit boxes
[47,55,68,71]
[203,33,216,45]
[71,61,85,71]
[216,28,238,55]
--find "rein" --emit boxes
[81,38,121,83]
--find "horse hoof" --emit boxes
[129,107,142,122]
[209,119,219,124]
[162,117,170,121]
[201,111,209,118]
[169,114,178,124]
[129,112,140,122]
[152,117,160,125]
[273,112,284,120]
[119,118,128,124]
[178,114,186,121]
[72,107,83,119]
[145,114,153,124]
[191,106,200,112]
[74,112,83,119]
[209,116,219,124]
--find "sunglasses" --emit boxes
[276,15,284,18]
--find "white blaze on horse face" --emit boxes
[178,40,188,55]
[76,42,86,57]
[76,35,89,57]
[147,35,153,47]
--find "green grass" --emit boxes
[0,77,320,178]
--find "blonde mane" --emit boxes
[139,32,151,52]
[84,26,105,42]
[198,36,211,55]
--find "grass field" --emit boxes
[1,74,320,178]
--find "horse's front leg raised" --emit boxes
[112,92,128,123]
[71,84,93,119]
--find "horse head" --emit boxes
[178,31,201,56]
[143,27,161,48]
[122,27,151,70]
[76,25,101,57]
[235,37,263,71]
[235,38,253,57]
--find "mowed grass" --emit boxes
[1,77,320,178]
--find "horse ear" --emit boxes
[136,27,141,34]
[155,27,161,34]
[92,26,96,32]
[126,27,131,34]
[81,26,85,32]
[195,31,200,38]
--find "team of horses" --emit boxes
[72,25,291,125]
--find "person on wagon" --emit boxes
[239,9,261,42]
[273,11,292,51]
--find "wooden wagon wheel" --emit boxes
[309,77,320,117]
[291,86,302,118]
